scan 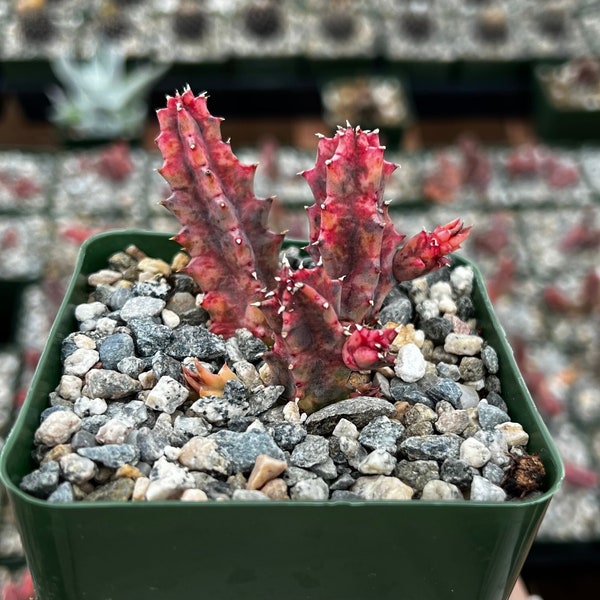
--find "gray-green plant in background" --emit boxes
[47,46,169,141]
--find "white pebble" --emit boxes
[59,453,98,484]
[180,488,209,502]
[470,475,506,502]
[358,449,397,475]
[421,479,463,500]
[63,348,99,377]
[95,317,117,335]
[132,477,150,501]
[145,376,189,414]
[394,343,426,382]
[161,308,180,329]
[57,375,82,401]
[95,418,132,445]
[450,265,474,296]
[460,437,492,468]
[332,418,360,440]
[74,302,107,323]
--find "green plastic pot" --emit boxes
[0,229,564,600]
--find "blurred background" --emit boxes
[0,1,599,598]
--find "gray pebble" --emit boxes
[470,475,507,502]
[477,399,511,430]
[290,435,329,468]
[394,459,439,491]
[77,444,139,468]
[98,333,135,370]
[48,481,75,503]
[19,461,60,498]
[120,296,166,322]
[210,429,285,473]
[304,396,395,436]
[166,324,226,361]
[84,369,141,399]
[399,434,462,461]
[358,415,404,453]
[290,477,329,500]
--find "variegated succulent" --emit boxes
[156,87,470,414]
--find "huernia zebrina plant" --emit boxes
[156,87,470,415]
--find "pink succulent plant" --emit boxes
[156,87,470,413]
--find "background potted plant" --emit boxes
[0,87,563,600]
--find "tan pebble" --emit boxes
[132,476,150,501]
[125,244,147,261]
[137,257,171,277]
[283,401,301,423]
[377,366,395,379]
[137,270,159,282]
[392,401,411,422]
[392,324,419,348]
[88,269,122,287]
[180,488,209,502]
[258,362,273,385]
[348,371,370,388]
[247,454,288,490]
[72,483,93,499]
[138,370,157,390]
[114,279,134,290]
[260,478,289,500]
[495,422,529,447]
[72,334,96,349]
[40,444,72,464]
[227,472,248,491]
[115,464,144,479]
[171,251,190,272]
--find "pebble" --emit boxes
[145,375,189,414]
[35,411,82,446]
[22,252,543,506]
[145,457,195,501]
[178,437,231,476]
[63,348,99,377]
[77,444,139,468]
[247,454,288,490]
[394,343,427,382]
[84,369,141,399]
[358,449,397,475]
[290,435,329,469]
[352,475,414,500]
[421,480,463,500]
[495,422,529,447]
[120,296,166,322]
[59,453,98,484]
[470,475,507,502]
[460,437,492,468]
[444,333,483,356]
[290,477,329,500]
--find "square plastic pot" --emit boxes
[0,229,564,600]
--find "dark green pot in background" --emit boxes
[0,229,564,600]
